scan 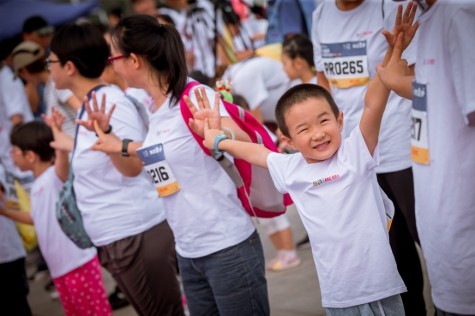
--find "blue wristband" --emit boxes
[213,133,228,155]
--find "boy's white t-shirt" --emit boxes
[222,56,290,123]
[312,0,415,173]
[267,127,406,308]
[412,1,475,313]
[30,167,96,278]
[139,82,255,258]
[72,85,166,246]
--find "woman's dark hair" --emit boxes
[276,84,339,138]
[282,33,314,68]
[50,23,109,79]
[111,14,187,106]
[10,121,54,162]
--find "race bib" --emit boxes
[411,82,430,165]
[137,144,180,197]
[321,41,370,88]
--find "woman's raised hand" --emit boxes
[76,92,116,133]
[183,87,222,137]
[382,2,419,52]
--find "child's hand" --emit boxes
[42,107,65,131]
[382,3,419,52]
[91,120,122,154]
[183,87,222,137]
[76,92,115,133]
[203,118,226,151]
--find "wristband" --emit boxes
[212,133,228,161]
[95,124,112,137]
[121,139,132,157]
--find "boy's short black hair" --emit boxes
[10,121,54,162]
[50,23,109,79]
[275,84,340,138]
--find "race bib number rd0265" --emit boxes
[321,41,370,88]
[411,82,430,165]
[136,144,181,197]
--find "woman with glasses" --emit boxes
[91,15,270,316]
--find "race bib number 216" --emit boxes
[136,144,181,197]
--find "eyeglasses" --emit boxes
[45,58,60,66]
[107,54,129,64]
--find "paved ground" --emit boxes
[26,205,434,316]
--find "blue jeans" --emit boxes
[177,230,269,316]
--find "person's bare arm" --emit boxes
[0,206,33,225]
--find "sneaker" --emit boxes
[266,254,302,272]
[108,287,130,310]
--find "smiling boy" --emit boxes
[186,29,410,315]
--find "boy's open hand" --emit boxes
[382,2,418,52]
[203,118,225,150]
[183,87,222,137]
[76,92,115,133]
[91,120,122,154]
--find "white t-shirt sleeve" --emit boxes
[55,88,73,104]
[266,152,289,194]
[448,5,475,125]
[340,127,379,174]
[2,73,31,120]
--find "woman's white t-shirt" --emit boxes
[72,85,165,246]
[30,167,96,278]
[312,0,416,173]
[267,128,405,308]
[138,82,255,258]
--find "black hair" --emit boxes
[0,35,22,62]
[111,14,187,106]
[282,33,314,68]
[10,121,54,162]
[22,15,49,34]
[50,23,109,79]
[276,84,339,138]
[24,57,46,74]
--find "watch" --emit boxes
[212,133,228,161]
[121,139,133,157]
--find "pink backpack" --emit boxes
[180,81,293,218]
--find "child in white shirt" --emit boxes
[184,23,413,316]
[0,120,112,316]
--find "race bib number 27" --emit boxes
[411,82,430,165]
[136,144,180,197]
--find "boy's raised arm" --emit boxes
[360,34,404,156]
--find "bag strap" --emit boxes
[179,81,244,187]
[69,85,107,179]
